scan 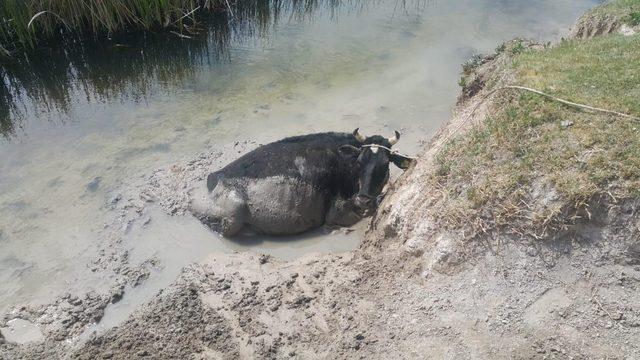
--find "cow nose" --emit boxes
[355,194,373,209]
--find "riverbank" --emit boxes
[2,1,640,358]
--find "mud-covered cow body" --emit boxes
[192,130,412,237]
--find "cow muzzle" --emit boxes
[354,194,375,216]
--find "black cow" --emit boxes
[191,129,414,237]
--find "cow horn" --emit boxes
[388,131,400,146]
[353,128,366,143]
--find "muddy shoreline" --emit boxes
[0,136,364,356]
[0,141,253,344]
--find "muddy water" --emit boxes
[0,0,599,316]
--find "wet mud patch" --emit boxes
[0,138,363,352]
[73,252,366,359]
[78,283,239,359]
[0,319,43,345]
[0,143,246,347]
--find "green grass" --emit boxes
[592,0,640,15]
[0,0,228,53]
[516,35,640,117]
[0,0,351,57]
[629,11,640,26]
[434,33,640,238]
[586,0,640,24]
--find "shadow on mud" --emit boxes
[228,226,350,246]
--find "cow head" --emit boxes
[339,128,415,215]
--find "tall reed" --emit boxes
[0,0,351,137]
[0,0,228,53]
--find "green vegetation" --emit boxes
[583,0,640,27]
[435,30,639,239]
[0,0,356,139]
[510,40,526,55]
[1,0,214,51]
[0,0,353,57]
[0,0,317,55]
[590,0,640,18]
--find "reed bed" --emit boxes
[0,0,232,54]
[0,0,350,56]
[0,0,349,137]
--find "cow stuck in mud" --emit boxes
[191,129,414,237]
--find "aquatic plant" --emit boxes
[0,0,350,56]
[0,1,185,52]
[0,0,358,138]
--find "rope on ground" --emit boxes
[490,85,640,121]
[365,85,638,162]
[442,84,640,145]
[360,144,417,160]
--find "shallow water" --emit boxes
[0,0,600,315]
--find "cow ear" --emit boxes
[339,145,360,158]
[390,153,415,170]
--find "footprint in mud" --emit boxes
[208,115,222,128]
[115,142,173,162]
[0,319,44,345]
[3,200,28,212]
[87,177,102,192]
[47,177,63,188]
[253,104,272,114]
